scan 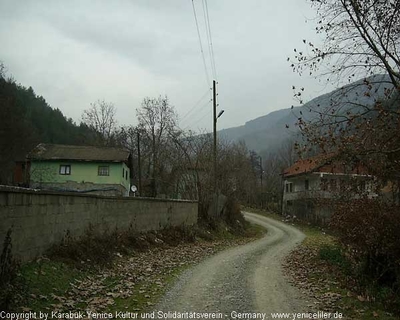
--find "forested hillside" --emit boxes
[0,70,95,184]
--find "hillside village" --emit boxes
[1,0,400,318]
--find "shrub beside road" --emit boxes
[244,207,399,320]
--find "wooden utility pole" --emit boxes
[260,156,263,208]
[213,80,217,193]
[213,80,218,217]
[137,130,142,196]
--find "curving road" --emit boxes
[154,212,306,318]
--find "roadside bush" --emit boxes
[48,225,203,269]
[222,196,248,234]
[330,198,400,299]
[224,196,245,223]
[0,229,20,311]
[319,245,350,272]
[47,226,122,269]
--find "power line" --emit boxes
[185,109,212,133]
[182,99,212,131]
[180,88,211,123]
[203,0,217,80]
[191,0,211,87]
[201,0,215,80]
[194,109,213,131]
[182,99,212,129]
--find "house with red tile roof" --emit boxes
[282,153,376,223]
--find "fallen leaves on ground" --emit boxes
[283,238,397,319]
[33,236,257,313]
[284,246,335,310]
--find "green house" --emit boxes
[27,143,132,196]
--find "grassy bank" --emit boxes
[3,221,265,313]
[244,207,399,320]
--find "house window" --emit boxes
[125,171,128,180]
[122,168,125,178]
[305,179,309,190]
[98,166,109,176]
[286,182,293,193]
[59,165,71,175]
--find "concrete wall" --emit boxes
[30,181,127,197]
[0,186,198,261]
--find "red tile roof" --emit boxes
[283,153,369,177]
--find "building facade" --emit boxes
[282,154,375,223]
[28,143,132,196]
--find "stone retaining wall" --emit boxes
[0,187,198,261]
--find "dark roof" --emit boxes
[283,153,369,177]
[27,143,130,162]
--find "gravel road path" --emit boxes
[154,212,306,318]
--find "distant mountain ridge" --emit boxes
[220,74,393,153]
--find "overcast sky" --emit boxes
[0,0,333,132]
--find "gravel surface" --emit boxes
[154,212,307,318]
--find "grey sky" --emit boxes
[0,0,332,132]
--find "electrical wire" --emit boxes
[180,88,211,123]
[187,0,218,133]
[201,0,215,80]
[203,0,217,80]
[182,99,212,131]
[193,109,212,130]
[182,99,212,129]
[191,0,211,87]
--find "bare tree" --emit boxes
[167,130,212,202]
[290,0,400,294]
[170,129,260,218]
[292,0,400,87]
[290,1,400,153]
[258,138,299,212]
[290,0,400,172]
[218,140,259,205]
[0,62,5,79]
[136,96,178,197]
[82,100,117,146]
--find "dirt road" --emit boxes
[154,212,307,318]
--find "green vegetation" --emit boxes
[299,226,399,320]
[245,208,399,319]
[0,73,97,184]
[0,229,20,311]
[8,222,264,313]
[18,260,89,311]
[318,245,350,271]
[17,260,191,314]
[15,259,182,313]
[106,265,188,313]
